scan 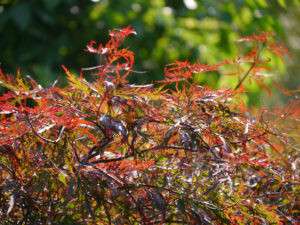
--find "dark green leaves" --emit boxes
[176,198,186,214]
[63,179,75,209]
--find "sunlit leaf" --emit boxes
[58,173,67,187]
[7,195,14,215]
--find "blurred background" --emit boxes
[0,0,299,107]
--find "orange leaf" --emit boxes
[81,130,98,147]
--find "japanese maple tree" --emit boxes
[0,26,299,224]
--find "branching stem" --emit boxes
[25,111,65,143]
[234,43,266,90]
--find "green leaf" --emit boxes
[62,65,89,93]
[58,173,67,187]
[177,198,186,214]
[255,204,280,224]
[63,179,75,209]
[65,156,73,173]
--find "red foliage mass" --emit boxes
[0,27,299,224]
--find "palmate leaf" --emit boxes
[0,68,30,93]
[109,48,135,81]
[158,60,224,85]
[237,31,274,43]
[61,65,89,93]
[232,31,291,92]
[267,42,291,62]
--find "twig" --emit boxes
[25,111,65,143]
[90,144,223,164]
[80,122,112,163]
[234,62,257,90]
[195,132,220,159]
[234,43,266,90]
[81,65,147,74]
[0,162,16,179]
[88,162,123,185]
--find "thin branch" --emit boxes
[80,122,112,163]
[81,64,147,74]
[90,153,132,164]
[88,162,124,185]
[87,137,111,160]
[89,144,223,164]
[25,111,65,143]
[275,209,295,223]
[0,162,16,179]
[69,138,81,163]
[133,183,221,210]
[195,132,220,159]
[234,43,266,90]
[234,62,257,90]
[81,65,105,71]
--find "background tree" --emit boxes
[0,0,299,106]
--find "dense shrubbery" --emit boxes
[0,27,299,224]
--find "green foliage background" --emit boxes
[0,0,299,106]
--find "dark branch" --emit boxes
[25,111,65,143]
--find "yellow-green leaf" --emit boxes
[58,173,67,187]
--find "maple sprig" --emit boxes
[83,25,136,84]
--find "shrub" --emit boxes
[0,26,299,224]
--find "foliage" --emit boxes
[1,0,299,107]
[0,27,299,224]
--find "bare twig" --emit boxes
[89,144,223,164]
[81,64,147,74]
[25,111,65,143]
[88,162,123,185]
[0,162,16,179]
